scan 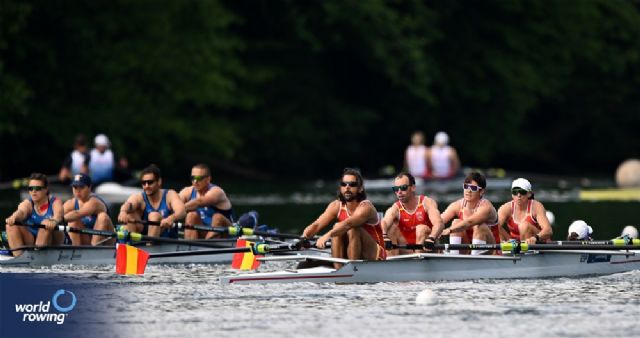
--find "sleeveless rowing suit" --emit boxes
[142,190,177,238]
[406,145,428,178]
[89,148,115,185]
[73,194,109,228]
[396,195,433,244]
[189,184,234,225]
[25,196,58,238]
[337,201,386,260]
[456,198,500,244]
[507,200,541,239]
[430,146,453,178]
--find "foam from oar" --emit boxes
[115,244,149,275]
[231,239,261,271]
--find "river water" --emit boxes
[1,179,639,337]
[2,263,640,338]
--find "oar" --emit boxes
[176,223,305,240]
[14,223,233,249]
[115,240,305,275]
[394,241,640,253]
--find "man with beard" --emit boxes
[381,172,444,255]
[118,164,185,238]
[302,168,386,266]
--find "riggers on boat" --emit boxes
[219,249,640,285]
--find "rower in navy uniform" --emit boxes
[5,173,64,256]
[179,164,234,240]
[62,173,115,245]
[118,164,185,238]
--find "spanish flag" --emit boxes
[231,239,261,270]
[115,244,150,275]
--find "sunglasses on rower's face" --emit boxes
[463,183,483,192]
[27,186,45,192]
[141,179,156,186]
[191,175,209,182]
[340,181,359,188]
[511,188,528,196]
[392,184,410,192]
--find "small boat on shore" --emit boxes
[219,249,640,285]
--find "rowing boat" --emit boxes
[0,242,237,267]
[219,250,640,285]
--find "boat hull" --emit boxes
[219,251,640,284]
[0,243,234,267]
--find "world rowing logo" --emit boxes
[14,289,77,325]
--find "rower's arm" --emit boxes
[424,197,444,239]
[496,204,511,241]
[447,203,493,233]
[6,200,32,224]
[302,201,339,238]
[185,187,227,212]
[64,198,99,222]
[166,190,186,223]
[440,201,458,225]
[532,201,553,241]
[381,205,399,235]
[117,195,141,222]
[327,201,376,238]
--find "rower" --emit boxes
[426,131,460,179]
[440,172,500,255]
[117,164,185,239]
[381,172,444,255]
[178,164,234,240]
[4,173,64,256]
[567,220,592,240]
[496,178,553,245]
[405,131,429,178]
[302,168,386,267]
[62,173,115,245]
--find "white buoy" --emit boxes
[546,211,555,226]
[621,225,639,239]
[415,289,438,305]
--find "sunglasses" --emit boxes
[392,184,410,192]
[340,181,359,188]
[28,186,45,192]
[141,179,156,186]
[463,183,483,192]
[511,188,529,196]
[191,175,209,182]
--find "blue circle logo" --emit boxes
[52,289,77,313]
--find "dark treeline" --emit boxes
[1,0,639,180]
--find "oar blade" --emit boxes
[231,239,262,271]
[116,244,150,275]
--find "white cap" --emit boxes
[511,178,532,191]
[94,134,110,147]
[567,220,593,240]
[545,210,555,226]
[621,225,639,239]
[434,131,449,146]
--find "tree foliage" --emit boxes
[1,0,639,179]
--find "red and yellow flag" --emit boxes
[115,244,150,275]
[231,239,262,270]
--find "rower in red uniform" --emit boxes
[303,168,386,267]
[441,172,500,255]
[381,172,444,255]
[497,178,553,245]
